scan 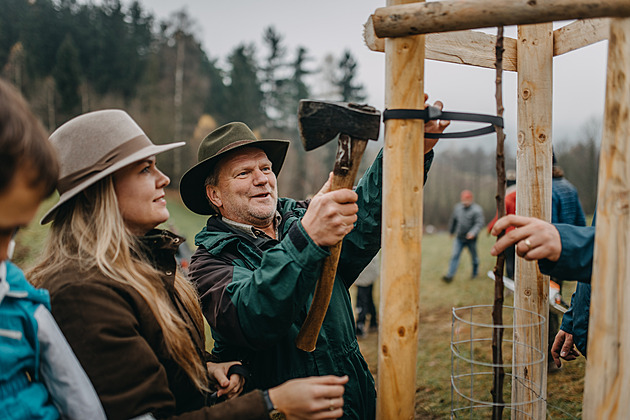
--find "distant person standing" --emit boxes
[354,254,379,338]
[443,190,485,282]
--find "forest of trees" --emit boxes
[1,0,368,195]
[1,0,601,229]
[425,122,601,229]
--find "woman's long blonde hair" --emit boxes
[29,177,209,391]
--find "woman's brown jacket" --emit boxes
[36,230,269,420]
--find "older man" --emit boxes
[180,105,448,420]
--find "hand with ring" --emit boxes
[490,215,562,262]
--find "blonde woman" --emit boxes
[29,110,347,420]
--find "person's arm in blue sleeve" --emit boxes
[560,293,575,334]
[490,216,594,283]
[538,224,594,282]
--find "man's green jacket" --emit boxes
[189,150,433,420]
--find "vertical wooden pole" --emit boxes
[491,26,507,420]
[512,23,553,419]
[582,17,630,420]
[377,0,425,418]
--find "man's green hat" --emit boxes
[180,122,290,215]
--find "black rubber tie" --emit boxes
[382,106,504,139]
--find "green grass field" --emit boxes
[14,188,585,419]
[356,230,585,419]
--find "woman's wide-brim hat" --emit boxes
[41,109,184,224]
[180,122,290,215]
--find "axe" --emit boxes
[295,100,380,352]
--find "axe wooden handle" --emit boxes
[296,135,369,352]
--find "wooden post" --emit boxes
[512,23,553,419]
[377,0,425,418]
[370,0,630,38]
[582,17,630,420]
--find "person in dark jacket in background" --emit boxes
[354,253,379,338]
[489,215,594,368]
[180,97,449,420]
[443,190,485,282]
[29,110,348,420]
[551,157,586,228]
[546,159,587,370]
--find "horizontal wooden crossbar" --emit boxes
[370,0,629,38]
[364,18,609,72]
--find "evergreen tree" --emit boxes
[127,1,154,90]
[226,44,265,128]
[53,34,82,113]
[311,53,340,100]
[21,0,62,78]
[336,50,366,102]
[203,56,230,124]
[285,46,311,126]
[261,26,288,126]
[284,46,313,200]
[0,0,29,69]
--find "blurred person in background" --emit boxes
[443,190,485,283]
[354,254,379,338]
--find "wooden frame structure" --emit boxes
[366,0,630,418]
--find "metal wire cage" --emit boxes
[450,305,546,419]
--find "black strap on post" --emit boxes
[382,106,504,139]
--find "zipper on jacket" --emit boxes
[0,328,23,340]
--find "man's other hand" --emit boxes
[423,93,450,153]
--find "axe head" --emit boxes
[297,100,381,151]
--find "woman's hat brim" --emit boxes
[180,139,289,215]
[41,142,185,224]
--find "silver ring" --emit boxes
[524,239,532,250]
[329,404,335,411]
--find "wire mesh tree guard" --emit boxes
[451,305,546,419]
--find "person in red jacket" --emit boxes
[487,170,517,278]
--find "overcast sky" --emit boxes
[140,0,608,153]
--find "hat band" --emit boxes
[57,134,152,194]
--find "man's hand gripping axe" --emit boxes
[295,100,380,352]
